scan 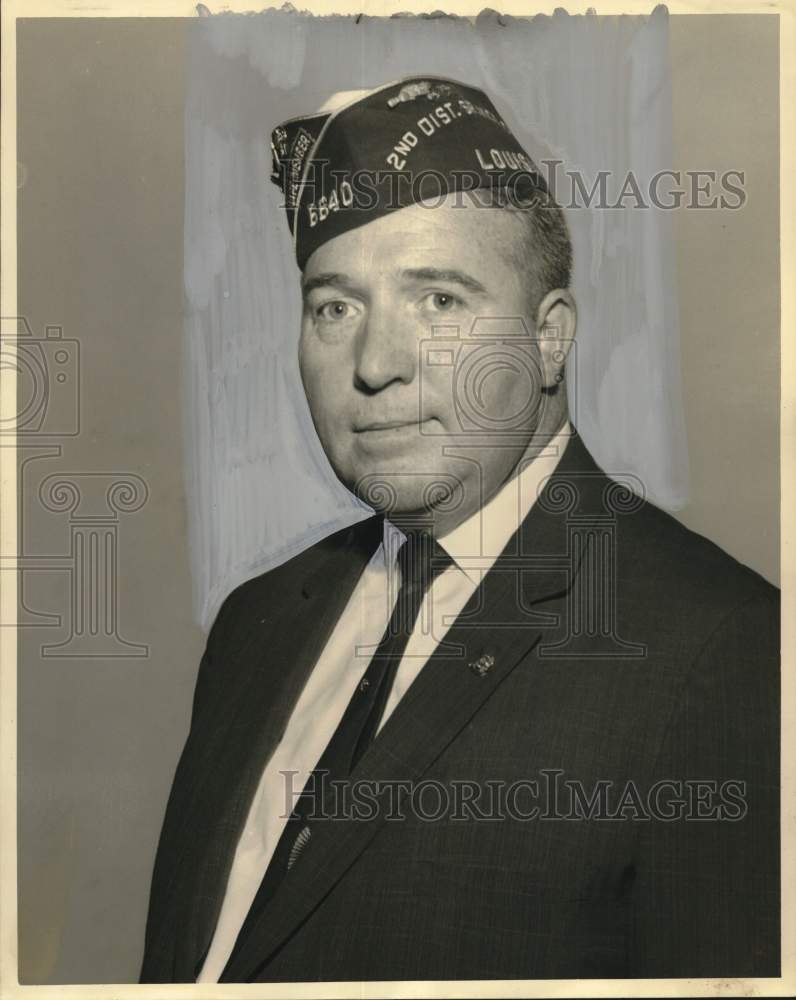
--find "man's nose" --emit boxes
[354,301,418,392]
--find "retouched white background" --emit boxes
[183,7,692,628]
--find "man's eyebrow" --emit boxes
[301,272,355,297]
[401,268,488,295]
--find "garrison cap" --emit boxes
[270,76,548,270]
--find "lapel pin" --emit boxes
[469,654,495,677]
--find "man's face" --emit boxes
[298,196,550,521]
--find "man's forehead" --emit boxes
[301,266,488,293]
[302,198,527,277]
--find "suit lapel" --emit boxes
[169,517,382,980]
[221,429,610,982]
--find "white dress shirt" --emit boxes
[197,423,571,982]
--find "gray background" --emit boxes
[16,14,779,984]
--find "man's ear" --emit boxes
[534,288,577,389]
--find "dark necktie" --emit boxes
[220,528,453,976]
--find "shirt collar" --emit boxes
[382,421,571,584]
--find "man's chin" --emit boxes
[348,470,467,522]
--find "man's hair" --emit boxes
[483,186,573,317]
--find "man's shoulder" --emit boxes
[211,515,380,631]
[556,431,777,617]
[623,489,777,606]
[600,483,779,661]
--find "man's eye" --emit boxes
[424,292,461,312]
[316,300,356,321]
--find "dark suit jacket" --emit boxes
[141,430,779,982]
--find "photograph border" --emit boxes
[1,1,793,997]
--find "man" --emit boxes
[141,77,779,983]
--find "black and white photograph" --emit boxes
[2,1,792,995]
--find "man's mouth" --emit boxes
[355,419,427,433]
